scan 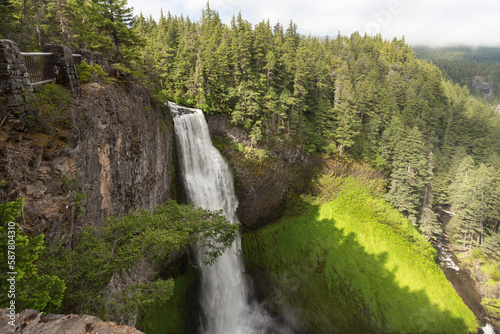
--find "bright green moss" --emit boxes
[243,176,478,333]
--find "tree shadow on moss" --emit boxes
[243,202,475,334]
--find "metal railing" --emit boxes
[21,52,56,85]
[72,54,83,65]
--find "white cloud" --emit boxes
[127,0,500,46]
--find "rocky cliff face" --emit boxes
[472,76,494,98]
[206,114,316,230]
[0,78,174,243]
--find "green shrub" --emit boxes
[492,266,500,282]
[73,190,86,219]
[93,64,109,81]
[112,63,145,79]
[60,173,78,191]
[325,142,337,157]
[231,142,245,153]
[253,148,268,161]
[76,60,109,84]
[0,182,65,312]
[25,83,74,133]
[76,60,94,83]
[40,200,238,320]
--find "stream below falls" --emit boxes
[435,210,499,334]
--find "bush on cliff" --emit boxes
[40,200,238,321]
[24,83,74,133]
[76,60,109,84]
[0,182,65,312]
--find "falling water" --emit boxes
[170,102,271,334]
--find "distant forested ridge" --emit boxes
[414,46,500,102]
[2,0,500,314]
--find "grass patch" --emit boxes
[483,297,500,325]
[243,175,477,333]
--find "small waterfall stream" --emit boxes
[435,211,499,334]
[170,102,271,334]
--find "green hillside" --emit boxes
[243,174,477,333]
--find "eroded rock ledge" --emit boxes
[0,309,144,334]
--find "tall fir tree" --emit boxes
[384,126,429,225]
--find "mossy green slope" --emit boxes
[242,176,477,333]
[136,269,197,334]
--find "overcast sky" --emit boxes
[127,0,500,47]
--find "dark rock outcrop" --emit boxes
[70,80,174,236]
[472,76,494,97]
[206,114,316,230]
[0,309,144,334]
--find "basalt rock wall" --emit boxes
[0,78,174,243]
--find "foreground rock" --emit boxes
[0,309,144,334]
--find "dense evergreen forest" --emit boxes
[132,7,500,255]
[1,0,500,328]
[414,46,500,102]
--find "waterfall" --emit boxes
[170,102,270,334]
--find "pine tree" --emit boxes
[0,0,16,39]
[333,62,359,155]
[420,152,441,240]
[448,157,495,251]
[384,126,429,225]
[482,232,500,264]
[69,0,142,60]
[290,40,310,140]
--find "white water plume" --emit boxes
[170,102,272,334]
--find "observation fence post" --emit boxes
[42,44,81,97]
[0,39,33,115]
[20,52,56,86]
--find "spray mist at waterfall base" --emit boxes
[195,238,291,334]
[170,102,296,334]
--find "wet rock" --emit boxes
[206,114,316,229]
